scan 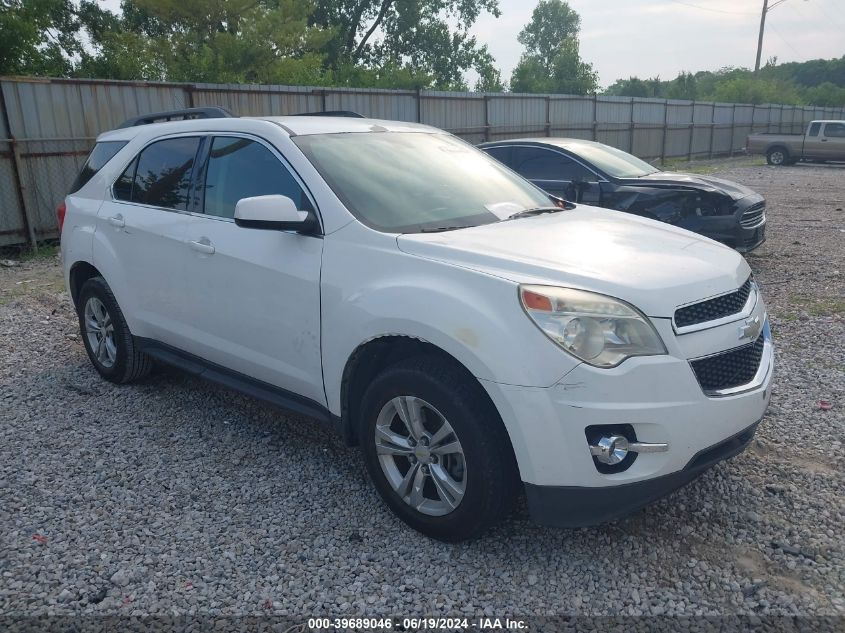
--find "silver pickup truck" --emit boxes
[746,120,845,165]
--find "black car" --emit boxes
[479,139,766,252]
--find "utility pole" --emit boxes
[755,0,807,74]
[754,0,769,75]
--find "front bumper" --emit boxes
[479,300,773,527]
[525,421,759,527]
[678,196,767,253]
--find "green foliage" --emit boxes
[509,0,597,95]
[604,58,845,107]
[0,0,82,76]
[4,0,501,90]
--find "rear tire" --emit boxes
[360,356,518,542]
[766,147,789,166]
[77,277,152,384]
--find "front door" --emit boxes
[818,122,845,160]
[181,135,325,404]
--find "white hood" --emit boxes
[397,206,750,318]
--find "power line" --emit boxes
[665,1,757,16]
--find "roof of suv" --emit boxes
[479,138,604,152]
[97,115,439,142]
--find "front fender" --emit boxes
[320,223,578,415]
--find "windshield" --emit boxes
[571,143,659,178]
[293,132,552,233]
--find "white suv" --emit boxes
[59,109,773,541]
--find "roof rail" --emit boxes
[117,106,235,129]
[293,110,366,118]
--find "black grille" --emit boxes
[675,278,752,328]
[690,334,765,393]
[740,202,766,229]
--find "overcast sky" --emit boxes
[98,0,844,88]
[477,0,845,87]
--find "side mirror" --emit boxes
[234,195,319,234]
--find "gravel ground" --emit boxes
[0,159,843,619]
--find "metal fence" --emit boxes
[2,76,843,249]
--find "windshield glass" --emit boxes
[294,132,552,233]
[571,143,659,178]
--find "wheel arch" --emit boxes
[339,334,514,464]
[68,260,103,309]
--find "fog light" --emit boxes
[589,435,670,465]
[590,435,629,465]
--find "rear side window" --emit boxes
[824,122,845,138]
[202,137,310,219]
[483,146,512,166]
[513,147,596,182]
[114,137,201,210]
[69,141,127,194]
[808,122,821,137]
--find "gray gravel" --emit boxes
[0,159,843,618]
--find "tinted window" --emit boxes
[113,157,137,201]
[483,146,512,166]
[512,147,596,181]
[131,137,201,210]
[808,122,822,137]
[293,132,551,233]
[823,122,845,138]
[69,141,127,194]
[203,137,309,219]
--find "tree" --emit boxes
[311,0,501,89]
[508,0,597,95]
[75,0,334,84]
[0,0,84,76]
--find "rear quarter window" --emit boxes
[69,141,127,194]
[808,122,821,137]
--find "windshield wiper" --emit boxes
[418,225,468,233]
[505,206,568,221]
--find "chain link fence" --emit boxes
[2,76,843,249]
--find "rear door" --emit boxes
[94,135,202,346]
[510,146,602,204]
[819,122,845,160]
[180,134,325,404]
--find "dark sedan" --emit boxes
[479,139,766,252]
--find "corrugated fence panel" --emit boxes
[692,103,715,157]
[596,97,634,153]
[488,94,547,140]
[712,104,735,155]
[549,96,594,140]
[0,90,26,247]
[421,92,486,144]
[1,76,843,247]
[326,88,417,121]
[631,99,664,160]
[192,83,319,116]
[665,101,694,158]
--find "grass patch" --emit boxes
[787,296,845,317]
[662,157,766,175]
[19,243,60,262]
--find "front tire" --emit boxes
[360,356,518,541]
[77,277,152,384]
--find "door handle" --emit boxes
[821,138,828,142]
[107,214,125,228]
[189,239,215,255]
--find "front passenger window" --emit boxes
[823,123,845,138]
[203,137,311,219]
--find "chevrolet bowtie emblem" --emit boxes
[738,315,762,340]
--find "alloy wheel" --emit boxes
[374,396,467,516]
[84,296,117,368]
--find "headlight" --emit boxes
[520,285,666,368]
